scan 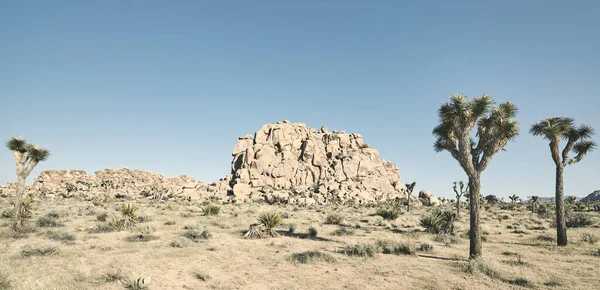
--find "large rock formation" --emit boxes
[227,120,406,204]
[0,121,425,206]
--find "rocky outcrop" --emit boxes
[581,190,600,202]
[0,120,443,206]
[22,168,205,199]
[227,120,406,204]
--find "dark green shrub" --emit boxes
[202,204,221,216]
[324,213,344,225]
[340,244,378,258]
[288,251,336,263]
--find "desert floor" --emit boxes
[1,197,599,290]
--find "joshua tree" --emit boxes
[405,182,416,212]
[530,196,539,213]
[6,137,50,231]
[566,196,577,205]
[530,117,596,246]
[453,181,468,217]
[433,94,519,259]
[509,194,520,208]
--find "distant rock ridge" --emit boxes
[0,120,442,206]
[581,190,600,202]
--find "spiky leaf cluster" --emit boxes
[433,94,519,174]
[530,117,597,166]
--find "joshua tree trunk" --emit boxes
[555,165,567,246]
[468,174,482,259]
[456,197,461,217]
[13,174,26,230]
[407,193,411,213]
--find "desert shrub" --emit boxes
[418,243,434,253]
[537,234,556,243]
[508,278,534,288]
[543,280,564,287]
[501,251,518,256]
[202,204,221,216]
[184,226,212,242]
[36,215,63,228]
[258,211,283,237]
[0,272,11,290]
[101,269,125,282]
[511,229,528,234]
[123,277,150,290]
[581,232,599,244]
[332,227,355,236]
[433,234,460,246]
[194,271,210,281]
[420,210,457,234]
[375,206,403,220]
[308,226,318,238]
[20,243,59,257]
[164,220,176,226]
[288,223,295,234]
[458,261,502,280]
[126,234,159,242]
[45,230,76,243]
[324,213,344,225]
[0,209,12,219]
[377,240,416,255]
[170,237,193,248]
[89,224,114,233]
[96,212,108,222]
[565,212,595,228]
[340,243,379,258]
[288,251,336,264]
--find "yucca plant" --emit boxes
[420,210,457,235]
[243,223,267,239]
[120,203,139,228]
[9,194,34,219]
[258,211,283,237]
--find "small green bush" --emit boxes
[308,226,318,238]
[36,216,63,228]
[96,212,108,222]
[0,272,11,290]
[324,213,344,225]
[377,240,416,255]
[288,251,336,264]
[202,204,221,216]
[164,220,176,226]
[581,232,599,245]
[184,226,212,242]
[170,237,193,248]
[101,269,125,282]
[45,230,76,243]
[20,243,59,257]
[340,243,379,258]
[332,227,355,236]
[418,243,434,253]
[566,213,595,228]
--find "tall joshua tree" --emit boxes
[433,94,519,259]
[530,196,539,213]
[6,137,50,231]
[530,117,596,246]
[509,194,520,208]
[453,181,468,217]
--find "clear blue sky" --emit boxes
[1,1,599,199]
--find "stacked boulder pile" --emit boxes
[1,120,444,206]
[226,120,406,205]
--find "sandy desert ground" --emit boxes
[1,197,599,290]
